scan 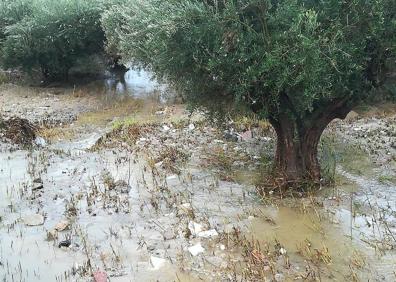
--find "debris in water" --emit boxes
[55,220,70,231]
[58,239,72,248]
[188,243,205,256]
[23,214,44,226]
[198,229,218,238]
[93,271,108,282]
[35,136,47,146]
[188,221,203,236]
[149,256,166,270]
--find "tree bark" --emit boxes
[268,97,352,187]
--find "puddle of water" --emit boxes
[84,67,173,104]
[250,201,396,280]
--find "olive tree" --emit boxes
[103,0,395,186]
[0,0,107,80]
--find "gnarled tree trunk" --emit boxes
[268,97,353,187]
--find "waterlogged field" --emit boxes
[0,78,395,281]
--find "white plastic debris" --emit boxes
[162,125,170,132]
[149,256,166,270]
[35,136,47,147]
[188,243,205,256]
[188,221,203,236]
[279,247,287,255]
[23,214,44,226]
[188,123,195,131]
[198,229,218,238]
[55,220,70,231]
[166,175,177,181]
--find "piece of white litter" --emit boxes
[149,256,166,270]
[188,221,203,236]
[35,136,47,147]
[188,123,195,131]
[198,229,218,238]
[162,125,170,131]
[188,243,205,256]
[23,214,44,226]
[166,175,177,181]
[219,244,226,250]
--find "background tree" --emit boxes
[102,0,395,187]
[0,0,110,80]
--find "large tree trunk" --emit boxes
[270,114,325,186]
[268,97,352,188]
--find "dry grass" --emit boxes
[37,126,75,142]
[76,98,144,126]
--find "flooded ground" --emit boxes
[0,72,395,281]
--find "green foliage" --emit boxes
[102,0,395,120]
[0,0,111,80]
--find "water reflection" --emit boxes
[101,67,169,102]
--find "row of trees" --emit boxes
[1,0,395,186]
[0,0,116,80]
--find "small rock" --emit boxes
[162,125,170,132]
[188,221,203,236]
[47,229,58,241]
[149,256,166,270]
[32,182,44,191]
[188,123,195,131]
[198,229,218,238]
[58,239,71,248]
[188,243,205,256]
[166,175,177,181]
[55,220,70,231]
[93,271,108,282]
[35,136,47,147]
[23,214,44,226]
[239,130,253,141]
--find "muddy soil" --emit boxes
[0,82,395,281]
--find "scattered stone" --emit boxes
[198,229,218,238]
[188,221,203,236]
[166,175,177,181]
[149,256,166,270]
[32,182,44,191]
[162,125,170,132]
[47,230,58,241]
[279,247,287,255]
[35,136,47,147]
[188,123,195,131]
[55,220,70,231]
[58,239,71,248]
[93,271,108,282]
[188,243,205,256]
[23,214,44,226]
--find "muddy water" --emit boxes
[1,72,396,281]
[250,183,396,281]
[84,67,172,104]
